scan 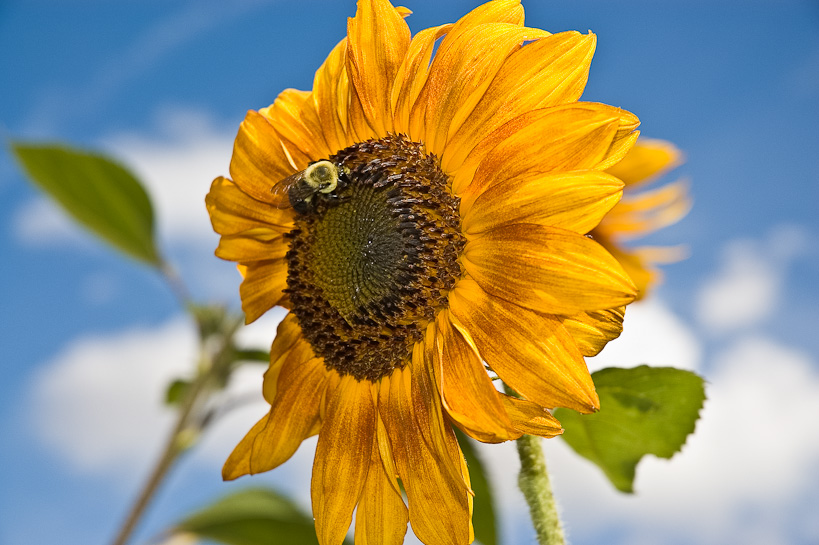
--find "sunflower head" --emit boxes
[206,1,641,543]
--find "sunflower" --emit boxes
[594,138,691,299]
[206,1,639,543]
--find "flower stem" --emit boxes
[108,367,209,545]
[108,310,243,545]
[515,433,566,545]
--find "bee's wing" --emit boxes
[269,171,304,209]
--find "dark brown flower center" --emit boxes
[285,135,465,381]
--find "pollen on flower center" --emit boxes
[285,135,465,381]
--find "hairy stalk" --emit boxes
[515,433,566,545]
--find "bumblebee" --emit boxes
[270,160,346,215]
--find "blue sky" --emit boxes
[2,1,818,544]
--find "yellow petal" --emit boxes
[462,224,636,315]
[597,180,692,239]
[346,0,411,136]
[228,111,297,204]
[591,235,656,301]
[221,412,268,481]
[354,432,409,545]
[206,177,294,236]
[443,31,596,172]
[260,89,331,163]
[222,356,327,480]
[501,395,563,438]
[605,138,683,188]
[380,366,471,545]
[391,23,452,136]
[263,313,313,403]
[562,307,625,357]
[414,23,550,156]
[312,376,377,545]
[462,170,624,236]
[448,277,599,412]
[445,0,525,36]
[239,258,288,323]
[312,38,353,153]
[434,311,519,443]
[237,260,286,321]
[215,233,288,263]
[456,103,639,203]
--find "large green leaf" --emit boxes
[11,142,160,265]
[173,487,350,545]
[554,365,705,493]
[456,429,498,545]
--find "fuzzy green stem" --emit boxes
[515,432,566,545]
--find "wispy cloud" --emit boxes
[26,310,284,485]
[697,225,809,333]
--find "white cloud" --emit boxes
[28,318,197,476]
[589,297,702,372]
[104,108,235,247]
[13,197,90,247]
[26,292,819,544]
[480,318,819,545]
[697,225,808,333]
[27,311,286,483]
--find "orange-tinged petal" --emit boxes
[215,233,288,262]
[354,431,409,545]
[606,138,683,188]
[381,366,471,545]
[391,23,452,136]
[263,313,313,403]
[414,23,550,156]
[222,356,327,480]
[597,180,692,239]
[260,89,331,163]
[456,103,639,203]
[449,277,599,412]
[501,395,563,437]
[229,111,297,204]
[443,31,596,172]
[347,85,378,144]
[206,177,294,235]
[462,224,636,315]
[312,38,352,153]
[221,413,268,481]
[445,0,525,37]
[312,376,376,545]
[562,307,625,357]
[462,170,624,236]
[434,311,519,443]
[239,258,288,323]
[347,0,411,136]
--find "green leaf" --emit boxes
[165,379,191,406]
[10,142,160,265]
[456,429,499,545]
[234,349,272,364]
[554,365,705,493]
[173,487,350,545]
